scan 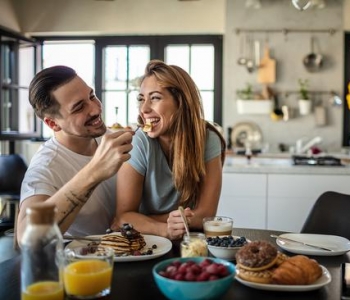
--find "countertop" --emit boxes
[223,153,350,175]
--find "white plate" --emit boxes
[235,265,331,292]
[65,234,172,262]
[275,233,350,256]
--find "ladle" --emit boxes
[237,35,247,66]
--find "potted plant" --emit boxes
[236,83,273,114]
[298,79,312,115]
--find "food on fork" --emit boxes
[143,121,152,132]
[108,122,132,131]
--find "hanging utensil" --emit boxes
[303,36,323,73]
[246,36,255,73]
[329,91,342,107]
[237,35,247,66]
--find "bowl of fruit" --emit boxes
[152,257,235,300]
[206,235,249,261]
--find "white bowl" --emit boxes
[206,236,249,261]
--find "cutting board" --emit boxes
[258,46,276,84]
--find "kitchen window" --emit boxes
[0,26,41,143]
[39,35,222,136]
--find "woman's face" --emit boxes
[138,75,178,138]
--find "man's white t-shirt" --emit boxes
[20,136,116,236]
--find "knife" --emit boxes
[63,235,101,242]
[270,234,333,252]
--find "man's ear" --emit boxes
[44,117,61,132]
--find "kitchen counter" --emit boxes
[223,155,350,175]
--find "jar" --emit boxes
[181,232,208,257]
[20,203,64,300]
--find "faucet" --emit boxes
[296,136,322,154]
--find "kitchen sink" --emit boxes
[225,156,292,166]
[292,155,343,166]
[225,155,345,167]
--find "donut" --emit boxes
[235,241,278,271]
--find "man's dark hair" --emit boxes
[29,65,77,119]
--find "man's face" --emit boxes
[48,76,106,138]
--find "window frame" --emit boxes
[0,25,42,141]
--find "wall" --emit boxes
[0,0,348,153]
[224,0,344,153]
[0,0,21,31]
[9,0,225,35]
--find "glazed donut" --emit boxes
[235,241,278,271]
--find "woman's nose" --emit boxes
[140,100,152,113]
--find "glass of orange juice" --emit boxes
[63,245,114,299]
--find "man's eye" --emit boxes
[90,94,97,100]
[137,96,144,102]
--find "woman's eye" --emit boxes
[151,96,161,101]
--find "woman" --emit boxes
[112,60,226,240]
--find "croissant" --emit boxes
[271,255,322,285]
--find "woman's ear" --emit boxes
[44,117,61,132]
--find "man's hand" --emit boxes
[88,130,134,182]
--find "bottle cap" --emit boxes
[26,203,57,225]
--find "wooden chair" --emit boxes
[0,154,28,249]
[301,191,350,240]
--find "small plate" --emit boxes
[65,234,172,262]
[235,265,331,291]
[275,233,350,256]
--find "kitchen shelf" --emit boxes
[235,28,338,36]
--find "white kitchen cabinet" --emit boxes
[267,174,350,233]
[218,173,267,230]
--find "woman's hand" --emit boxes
[166,207,194,240]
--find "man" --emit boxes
[17,65,133,243]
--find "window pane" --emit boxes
[43,41,95,87]
[128,90,140,125]
[129,46,150,89]
[42,41,95,137]
[18,89,35,133]
[19,46,35,87]
[191,45,214,90]
[104,91,127,127]
[165,46,190,72]
[201,91,214,122]
[104,46,127,90]
[103,45,149,127]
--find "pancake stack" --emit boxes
[100,224,146,255]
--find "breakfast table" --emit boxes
[0,228,348,300]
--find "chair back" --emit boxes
[301,191,350,240]
[0,154,28,198]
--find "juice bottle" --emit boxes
[20,203,64,300]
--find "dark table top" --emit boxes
[0,228,348,300]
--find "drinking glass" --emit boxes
[63,246,114,299]
[203,216,233,237]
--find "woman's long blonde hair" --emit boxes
[139,60,226,208]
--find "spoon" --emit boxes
[178,206,190,239]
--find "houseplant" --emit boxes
[298,79,312,115]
